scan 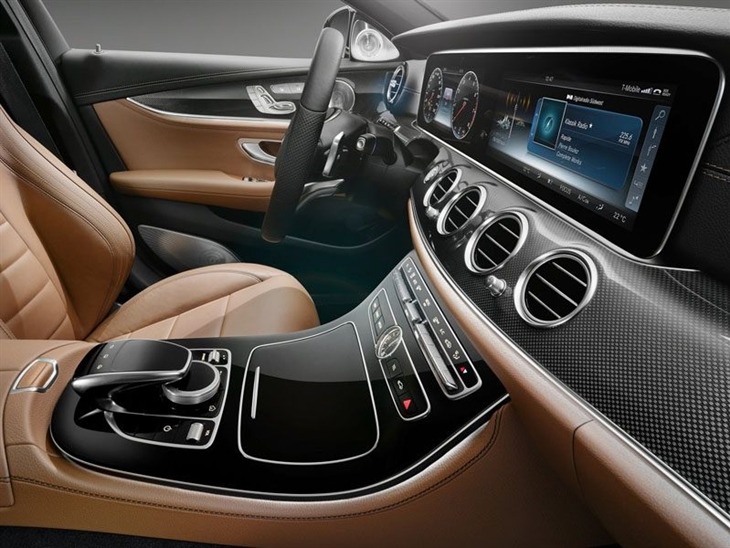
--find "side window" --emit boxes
[43,0,344,58]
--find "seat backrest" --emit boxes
[0,105,135,340]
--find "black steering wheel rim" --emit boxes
[261,28,345,243]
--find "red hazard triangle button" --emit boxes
[402,398,412,410]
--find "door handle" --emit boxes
[239,139,277,166]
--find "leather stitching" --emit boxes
[703,169,730,183]
[1,144,131,334]
[1,114,135,327]
[90,269,267,341]
[0,320,15,339]
[705,163,730,175]
[10,410,503,521]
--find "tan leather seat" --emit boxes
[0,106,319,341]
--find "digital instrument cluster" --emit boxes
[417,49,723,257]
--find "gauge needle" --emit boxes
[454,100,468,121]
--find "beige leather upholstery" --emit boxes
[89,263,318,341]
[0,105,318,341]
[94,98,287,180]
[0,107,134,340]
[110,169,275,212]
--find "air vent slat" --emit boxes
[552,261,588,287]
[437,187,484,236]
[483,232,511,256]
[466,213,525,273]
[533,273,579,307]
[527,291,562,320]
[476,247,498,266]
[499,222,519,239]
[517,251,595,327]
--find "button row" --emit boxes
[396,258,482,398]
[114,415,215,447]
[369,289,430,420]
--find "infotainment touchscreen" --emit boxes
[486,73,675,230]
[417,50,723,257]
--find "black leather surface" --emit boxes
[60,49,310,105]
[60,48,397,106]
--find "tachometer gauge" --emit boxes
[422,68,444,123]
[451,71,480,140]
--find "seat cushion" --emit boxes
[87,263,319,342]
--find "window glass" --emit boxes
[43,0,344,58]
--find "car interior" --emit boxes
[0,0,729,546]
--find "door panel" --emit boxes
[63,47,405,321]
[95,98,285,182]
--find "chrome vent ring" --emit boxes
[436,186,487,236]
[465,212,527,274]
[423,168,462,208]
[515,250,597,328]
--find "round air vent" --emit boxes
[465,212,527,274]
[423,168,461,208]
[386,64,406,104]
[515,250,597,328]
[436,186,487,236]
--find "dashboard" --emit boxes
[416,49,723,257]
[381,37,730,543]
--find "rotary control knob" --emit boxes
[162,360,220,406]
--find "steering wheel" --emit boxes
[261,28,345,243]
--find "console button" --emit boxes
[375,318,385,334]
[130,417,182,441]
[454,362,480,388]
[392,377,408,396]
[384,358,402,378]
[373,308,382,321]
[186,422,205,443]
[370,299,380,314]
[398,393,414,413]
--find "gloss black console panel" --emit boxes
[51,259,506,500]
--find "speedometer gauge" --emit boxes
[451,71,480,140]
[422,68,443,123]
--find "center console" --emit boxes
[50,255,507,499]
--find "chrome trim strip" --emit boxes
[416,46,725,262]
[51,390,508,500]
[464,210,529,275]
[251,366,261,420]
[410,200,730,527]
[10,358,58,394]
[513,249,598,328]
[239,140,277,165]
[126,98,290,126]
[71,342,192,395]
[237,321,381,466]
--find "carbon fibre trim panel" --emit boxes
[411,145,730,517]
